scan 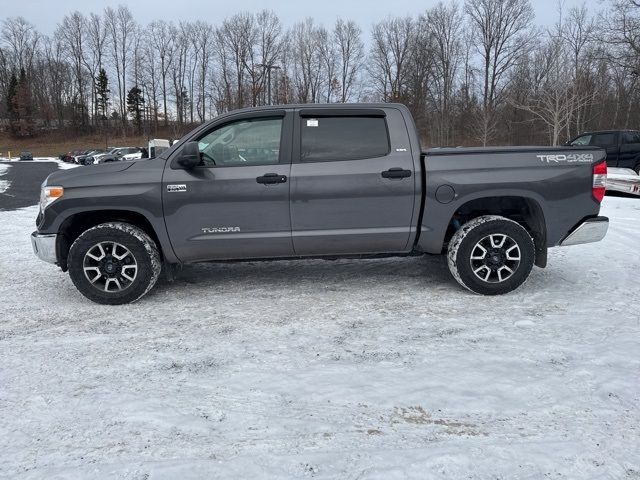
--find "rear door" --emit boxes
[289,107,416,256]
[619,131,640,169]
[163,111,294,262]
[590,132,619,167]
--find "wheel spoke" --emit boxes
[86,243,106,261]
[112,243,130,261]
[506,245,521,261]
[497,265,514,282]
[470,244,487,260]
[104,277,122,292]
[121,265,137,281]
[83,266,102,283]
[490,234,506,248]
[473,265,492,281]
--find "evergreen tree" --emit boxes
[126,86,145,134]
[96,69,110,119]
[6,73,19,136]
[9,69,35,137]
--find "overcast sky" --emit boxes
[7,0,599,36]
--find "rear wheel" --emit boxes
[447,215,535,295]
[68,222,161,304]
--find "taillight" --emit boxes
[592,161,607,203]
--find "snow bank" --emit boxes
[0,163,9,193]
[0,197,638,479]
[0,157,78,170]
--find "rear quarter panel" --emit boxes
[418,147,605,254]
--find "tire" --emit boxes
[447,215,535,295]
[68,222,161,305]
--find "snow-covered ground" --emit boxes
[0,197,639,479]
[0,164,9,193]
[0,157,78,170]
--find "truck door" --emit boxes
[590,132,619,167]
[289,108,416,256]
[619,131,640,170]
[163,111,294,262]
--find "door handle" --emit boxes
[256,173,287,184]
[381,168,412,179]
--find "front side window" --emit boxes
[300,116,389,162]
[571,135,591,146]
[197,117,282,167]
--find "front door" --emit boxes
[289,108,417,256]
[163,113,294,262]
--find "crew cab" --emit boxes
[31,104,609,304]
[568,129,640,173]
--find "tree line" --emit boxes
[1,0,640,147]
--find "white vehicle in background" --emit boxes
[122,150,145,161]
[148,139,170,158]
[607,167,640,196]
[121,139,171,160]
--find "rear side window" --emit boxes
[622,132,640,144]
[300,116,389,162]
[590,133,616,147]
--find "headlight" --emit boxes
[40,185,64,211]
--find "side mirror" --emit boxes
[176,142,200,169]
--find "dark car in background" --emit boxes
[93,147,143,164]
[19,151,33,161]
[60,150,87,163]
[568,130,640,173]
[76,149,108,165]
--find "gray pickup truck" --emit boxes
[31,103,609,304]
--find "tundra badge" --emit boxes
[202,227,241,233]
[167,184,187,192]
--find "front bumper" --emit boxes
[31,232,57,264]
[559,217,609,246]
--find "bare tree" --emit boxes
[290,18,324,103]
[465,0,535,145]
[254,10,283,105]
[369,17,416,102]
[191,21,214,121]
[424,2,463,145]
[1,17,39,72]
[511,36,595,145]
[334,19,364,103]
[149,21,174,126]
[86,13,108,123]
[58,12,89,126]
[170,22,190,125]
[219,12,255,109]
[104,5,136,128]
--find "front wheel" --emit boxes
[68,222,161,304]
[447,216,535,295]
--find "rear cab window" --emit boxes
[300,116,390,162]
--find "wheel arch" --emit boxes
[56,209,168,271]
[443,195,547,268]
